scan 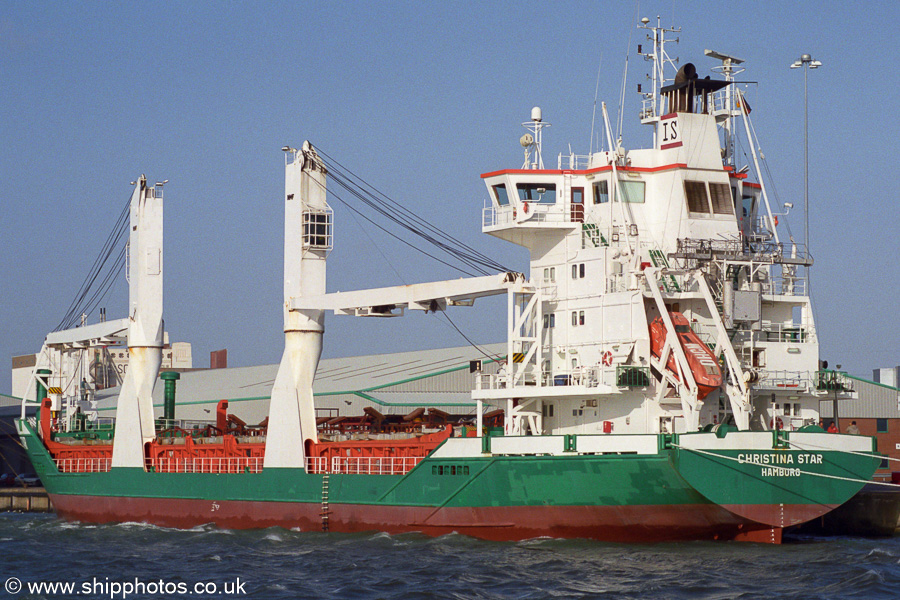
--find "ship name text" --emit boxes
[736,452,823,465]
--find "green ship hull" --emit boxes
[18,420,880,543]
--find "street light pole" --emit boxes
[790,54,822,259]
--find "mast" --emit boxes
[111,176,165,468]
[637,15,680,146]
[704,49,745,168]
[264,143,331,469]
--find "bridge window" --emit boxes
[593,180,609,204]
[492,184,510,206]
[685,180,709,214]
[517,183,557,203]
[710,183,734,215]
[619,180,645,203]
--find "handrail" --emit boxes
[55,457,112,473]
[305,456,422,475]
[148,456,264,474]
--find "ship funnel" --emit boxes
[674,63,697,85]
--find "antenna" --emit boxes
[705,49,746,166]
[521,107,550,169]
[589,52,603,158]
[637,16,681,146]
[615,3,640,143]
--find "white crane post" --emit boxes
[264,142,328,469]
[111,176,165,468]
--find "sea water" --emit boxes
[1,512,898,599]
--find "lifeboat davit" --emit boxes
[649,312,722,399]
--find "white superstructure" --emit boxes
[283,21,843,442]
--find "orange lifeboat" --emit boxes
[649,311,722,399]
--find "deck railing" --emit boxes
[55,457,112,473]
[305,456,422,475]
[148,456,264,474]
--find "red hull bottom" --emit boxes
[49,494,783,544]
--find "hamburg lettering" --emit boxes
[761,467,801,477]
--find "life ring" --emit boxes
[522,202,529,214]
[512,208,517,219]
[769,416,784,430]
[602,351,613,367]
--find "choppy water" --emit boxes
[1,513,899,599]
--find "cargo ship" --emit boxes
[17,22,880,543]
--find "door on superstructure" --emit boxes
[541,401,557,434]
[571,187,584,223]
[659,416,673,434]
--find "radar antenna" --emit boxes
[705,49,746,166]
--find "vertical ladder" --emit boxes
[648,248,681,292]
[321,473,331,532]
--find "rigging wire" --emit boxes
[54,194,131,331]
[308,175,482,277]
[438,311,505,365]
[615,2,640,142]
[589,53,603,155]
[306,146,514,364]
[313,146,512,276]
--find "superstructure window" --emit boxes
[492,184,510,206]
[709,183,734,215]
[684,181,710,214]
[517,183,557,204]
[619,180,645,203]
[877,418,888,433]
[593,180,609,204]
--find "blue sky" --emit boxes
[1,1,897,394]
